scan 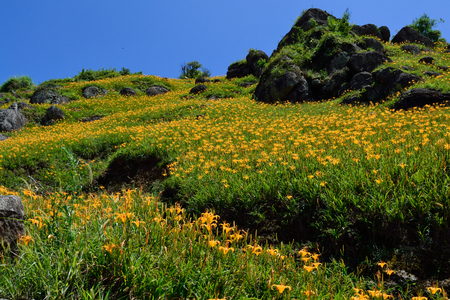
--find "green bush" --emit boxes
[0,75,35,92]
[409,13,445,42]
[179,61,211,79]
[327,9,352,37]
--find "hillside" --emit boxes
[1,8,450,299]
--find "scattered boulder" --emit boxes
[350,72,374,90]
[0,105,28,132]
[351,24,383,40]
[190,85,207,94]
[30,88,60,104]
[41,106,65,125]
[0,134,8,141]
[392,88,450,110]
[227,61,251,79]
[0,195,25,256]
[378,26,391,42]
[401,45,421,55]
[82,86,99,98]
[423,71,442,77]
[359,38,385,53]
[418,56,435,65]
[119,87,137,96]
[437,66,450,71]
[145,86,170,97]
[195,78,210,84]
[391,26,434,48]
[50,95,70,105]
[81,115,103,123]
[348,51,392,73]
[9,102,32,111]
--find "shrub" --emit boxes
[0,75,35,92]
[179,61,211,79]
[327,9,352,37]
[409,13,445,42]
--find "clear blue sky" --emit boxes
[1,0,448,85]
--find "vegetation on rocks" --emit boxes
[1,8,450,300]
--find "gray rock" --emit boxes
[350,72,374,90]
[30,89,60,104]
[119,87,136,96]
[42,106,65,125]
[378,26,390,42]
[401,45,421,55]
[351,24,383,40]
[393,88,450,110]
[360,38,385,53]
[0,195,25,255]
[0,107,27,132]
[190,85,207,95]
[146,86,170,97]
[226,61,251,79]
[195,78,210,84]
[392,26,434,48]
[82,86,99,99]
[348,51,392,73]
[246,50,269,77]
[255,70,311,103]
[50,95,70,105]
[0,134,8,141]
[329,51,350,72]
[424,71,442,77]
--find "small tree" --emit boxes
[409,13,445,42]
[179,61,211,79]
[0,75,35,92]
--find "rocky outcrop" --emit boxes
[351,24,384,41]
[0,195,25,256]
[392,26,434,48]
[0,104,28,132]
[30,88,60,104]
[146,86,170,97]
[392,88,450,110]
[348,51,392,73]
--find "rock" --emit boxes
[50,95,70,105]
[0,134,8,141]
[195,78,211,84]
[418,56,435,65]
[424,71,442,77]
[351,24,383,40]
[0,106,28,132]
[226,61,251,79]
[30,88,60,104]
[145,86,170,97]
[393,88,450,110]
[42,106,65,125]
[401,66,414,71]
[391,26,434,48]
[329,51,350,72]
[401,44,421,55]
[0,195,25,256]
[82,86,99,99]
[9,102,32,111]
[318,68,352,100]
[359,38,385,53]
[437,66,450,71]
[190,85,207,95]
[81,115,103,122]
[10,90,21,99]
[246,50,269,77]
[255,70,312,103]
[348,51,392,73]
[119,87,136,96]
[100,88,108,96]
[213,79,222,83]
[350,72,374,90]
[378,26,390,42]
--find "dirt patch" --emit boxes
[94,154,165,193]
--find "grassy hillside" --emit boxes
[0,40,450,299]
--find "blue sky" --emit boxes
[1,0,448,85]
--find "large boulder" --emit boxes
[348,51,392,73]
[0,105,28,132]
[392,88,450,110]
[119,87,137,96]
[392,27,434,48]
[30,88,60,104]
[350,72,374,90]
[227,61,251,79]
[0,134,8,141]
[246,50,269,77]
[146,86,170,97]
[378,26,391,42]
[190,85,207,95]
[401,45,421,55]
[0,195,25,256]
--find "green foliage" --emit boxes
[0,75,35,92]
[73,67,141,82]
[326,9,352,37]
[409,13,445,42]
[179,61,211,79]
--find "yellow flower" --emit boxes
[384,269,395,276]
[266,247,279,257]
[208,240,220,248]
[302,290,316,296]
[303,265,315,272]
[411,297,427,300]
[19,235,33,245]
[271,284,291,294]
[427,286,442,294]
[377,261,387,268]
[218,246,234,255]
[298,248,310,257]
[102,243,116,254]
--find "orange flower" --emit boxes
[19,235,33,245]
[271,284,292,294]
